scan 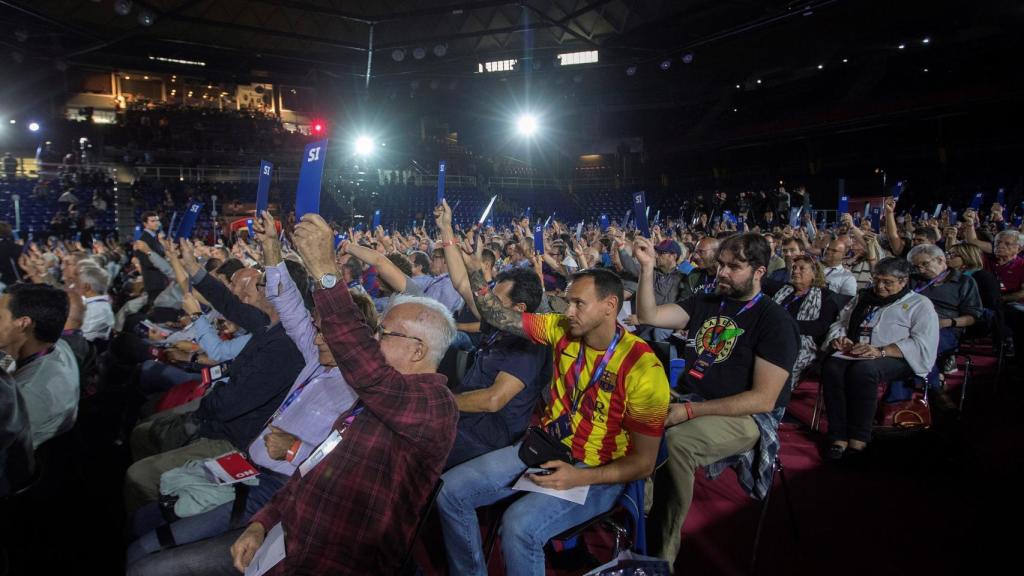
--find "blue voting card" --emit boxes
[633,191,650,237]
[133,225,142,242]
[870,206,881,231]
[295,140,328,221]
[970,192,983,211]
[533,224,544,253]
[372,210,381,230]
[176,202,204,240]
[246,219,254,239]
[257,160,273,216]
[891,180,905,201]
[838,195,849,214]
[933,204,943,219]
[599,214,609,232]
[436,161,446,205]
[949,210,958,226]
[997,188,1005,207]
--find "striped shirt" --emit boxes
[523,313,669,466]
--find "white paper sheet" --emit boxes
[245,523,286,576]
[831,352,872,361]
[511,473,590,505]
[617,301,637,332]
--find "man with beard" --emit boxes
[634,233,799,564]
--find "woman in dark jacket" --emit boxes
[771,254,840,388]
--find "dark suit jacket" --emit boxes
[0,239,21,285]
[138,230,167,294]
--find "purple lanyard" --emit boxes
[568,326,623,415]
[861,306,881,326]
[710,293,763,347]
[336,403,365,435]
[700,272,717,294]
[18,345,55,368]
[268,368,321,425]
[782,290,807,311]
[915,270,950,293]
[478,329,504,354]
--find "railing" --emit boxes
[6,160,659,192]
[487,176,563,189]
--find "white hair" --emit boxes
[995,230,1021,246]
[77,265,110,294]
[907,243,943,263]
[384,294,456,367]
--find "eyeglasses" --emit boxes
[945,252,961,259]
[871,277,905,289]
[374,325,423,344]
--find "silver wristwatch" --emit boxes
[317,273,338,290]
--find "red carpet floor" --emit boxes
[417,347,1019,575]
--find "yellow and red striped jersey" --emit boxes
[523,313,669,466]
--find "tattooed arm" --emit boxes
[464,259,529,339]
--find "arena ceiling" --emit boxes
[1,0,1022,153]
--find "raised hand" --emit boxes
[632,236,656,270]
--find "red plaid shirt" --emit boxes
[251,284,457,575]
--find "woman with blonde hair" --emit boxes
[771,254,841,388]
[945,242,1000,311]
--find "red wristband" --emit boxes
[684,402,695,421]
[285,439,301,462]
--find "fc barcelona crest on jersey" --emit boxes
[599,370,617,392]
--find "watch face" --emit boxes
[320,274,338,289]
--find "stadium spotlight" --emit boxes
[625,65,637,76]
[659,59,671,71]
[516,114,538,137]
[354,135,375,156]
[138,9,155,26]
[113,0,132,17]
[28,122,40,132]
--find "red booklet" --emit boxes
[203,451,260,485]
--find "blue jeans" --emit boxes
[125,470,288,568]
[445,423,504,470]
[451,330,476,352]
[884,328,959,402]
[125,527,244,576]
[437,443,625,576]
[140,359,199,395]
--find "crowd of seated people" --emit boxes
[0,179,1017,575]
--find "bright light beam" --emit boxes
[516,114,538,137]
[28,122,40,132]
[354,135,375,156]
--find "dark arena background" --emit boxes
[0,1,1022,575]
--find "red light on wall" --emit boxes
[311,120,325,135]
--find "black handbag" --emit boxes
[518,426,574,468]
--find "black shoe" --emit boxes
[825,444,846,461]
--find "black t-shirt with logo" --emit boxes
[678,292,800,410]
